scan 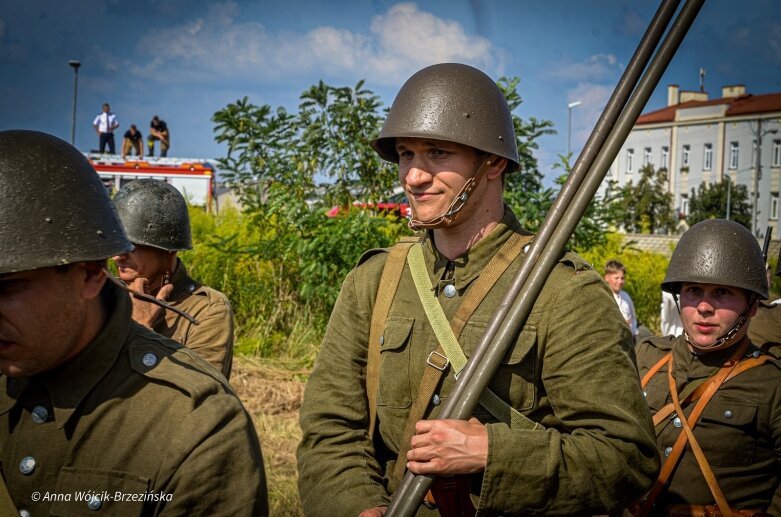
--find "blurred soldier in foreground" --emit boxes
[112,179,234,379]
[0,131,267,516]
[634,219,781,516]
[748,261,781,358]
[297,63,658,516]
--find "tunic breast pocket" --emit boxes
[461,321,537,412]
[50,467,151,517]
[377,316,415,409]
[697,399,757,467]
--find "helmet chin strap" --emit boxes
[408,155,498,231]
[674,292,756,352]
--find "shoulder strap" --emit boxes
[392,233,538,487]
[367,236,420,438]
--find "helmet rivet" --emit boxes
[45,217,52,223]
[96,230,104,236]
[463,112,470,118]
[498,135,504,141]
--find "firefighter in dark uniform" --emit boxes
[635,219,781,516]
[0,130,267,516]
[112,179,235,379]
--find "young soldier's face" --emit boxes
[679,282,755,351]
[0,263,104,377]
[395,138,485,225]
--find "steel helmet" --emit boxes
[0,130,132,274]
[371,63,520,172]
[113,179,192,252]
[662,219,767,299]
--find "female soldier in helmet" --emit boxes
[298,63,658,516]
[634,219,781,516]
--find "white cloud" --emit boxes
[130,2,496,87]
[544,53,621,83]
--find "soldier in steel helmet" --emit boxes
[297,63,658,515]
[0,131,267,516]
[112,179,235,379]
[634,219,781,516]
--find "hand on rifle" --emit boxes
[406,417,488,475]
[358,507,387,517]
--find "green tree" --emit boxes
[614,164,676,234]
[687,179,751,229]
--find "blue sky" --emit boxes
[1,0,779,184]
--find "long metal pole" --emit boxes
[386,0,705,514]
[70,63,80,146]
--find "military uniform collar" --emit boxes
[422,206,530,291]
[168,258,201,299]
[0,282,132,428]
[671,334,756,382]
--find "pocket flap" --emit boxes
[504,325,537,365]
[700,399,756,426]
[381,317,415,352]
[51,468,151,517]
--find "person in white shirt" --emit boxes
[92,102,119,154]
[604,260,638,340]
[660,290,683,336]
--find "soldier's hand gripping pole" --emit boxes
[386,1,705,514]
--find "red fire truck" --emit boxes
[86,153,216,209]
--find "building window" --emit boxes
[772,193,779,221]
[644,147,652,167]
[703,143,712,171]
[682,145,690,168]
[729,141,739,170]
[773,140,781,167]
[627,148,634,173]
[661,146,669,169]
[681,194,689,216]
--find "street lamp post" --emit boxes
[567,101,582,158]
[68,60,81,147]
[751,119,779,237]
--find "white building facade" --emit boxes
[607,84,781,237]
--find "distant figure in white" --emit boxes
[604,260,638,341]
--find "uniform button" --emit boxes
[443,284,457,298]
[88,495,102,510]
[19,456,36,475]
[724,410,733,419]
[752,350,761,358]
[379,335,384,346]
[142,353,158,367]
[673,417,682,428]
[664,446,673,457]
[19,509,31,517]
[187,283,195,293]
[643,390,647,398]
[432,394,441,406]
[31,405,49,424]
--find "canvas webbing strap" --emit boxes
[367,236,421,438]
[392,232,537,487]
[637,340,760,517]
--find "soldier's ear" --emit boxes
[77,261,108,300]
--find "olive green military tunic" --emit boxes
[297,208,660,516]
[0,283,268,516]
[153,259,234,379]
[636,335,781,514]
[748,300,781,356]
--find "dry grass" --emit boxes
[232,355,308,516]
